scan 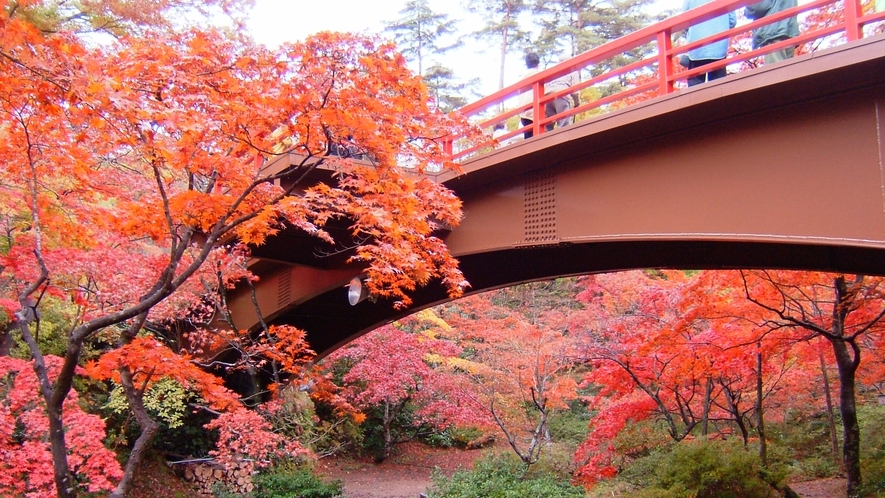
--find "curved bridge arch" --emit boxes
[230,36,885,358]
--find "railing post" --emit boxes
[532,81,543,137]
[443,135,453,158]
[657,30,675,95]
[844,0,861,41]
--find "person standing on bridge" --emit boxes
[681,0,736,86]
[518,52,577,139]
[745,0,799,64]
[544,67,577,130]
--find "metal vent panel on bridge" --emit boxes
[524,172,557,243]
[277,268,292,308]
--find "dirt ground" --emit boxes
[131,444,851,498]
[317,441,490,498]
[787,477,847,498]
[317,443,850,498]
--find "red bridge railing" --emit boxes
[443,0,885,162]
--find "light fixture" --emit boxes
[347,277,370,306]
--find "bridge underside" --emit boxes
[235,36,885,358]
[273,240,885,356]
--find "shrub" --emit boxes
[422,426,484,449]
[859,403,885,496]
[251,466,343,498]
[427,454,584,498]
[532,441,580,477]
[547,401,592,447]
[623,439,779,498]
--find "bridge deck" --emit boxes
[232,10,885,357]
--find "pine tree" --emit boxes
[532,0,667,74]
[422,64,480,112]
[464,0,532,90]
[384,0,463,75]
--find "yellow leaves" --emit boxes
[415,308,453,333]
[444,356,490,376]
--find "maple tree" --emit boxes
[571,271,709,483]
[325,310,485,461]
[440,284,580,467]
[84,336,310,478]
[737,270,885,497]
[0,355,123,497]
[0,0,489,494]
[569,270,825,486]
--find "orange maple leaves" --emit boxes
[85,337,241,412]
[1,2,491,495]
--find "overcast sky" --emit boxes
[246,0,682,96]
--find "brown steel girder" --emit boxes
[234,35,885,358]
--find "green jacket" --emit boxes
[745,0,799,49]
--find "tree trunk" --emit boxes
[18,315,77,498]
[722,384,750,447]
[831,275,862,497]
[702,376,712,437]
[756,346,767,467]
[46,400,75,497]
[0,326,13,356]
[110,366,160,498]
[831,337,861,497]
[819,348,841,469]
[498,26,508,91]
[381,402,393,462]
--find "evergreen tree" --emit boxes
[423,64,480,112]
[385,0,463,75]
[464,0,532,90]
[532,0,667,72]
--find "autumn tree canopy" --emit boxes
[0,0,488,494]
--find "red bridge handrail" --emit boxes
[445,0,885,163]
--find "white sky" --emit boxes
[247,0,499,93]
[247,0,683,96]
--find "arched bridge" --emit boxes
[229,0,885,357]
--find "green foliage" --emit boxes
[100,379,217,457]
[620,440,779,498]
[105,378,189,428]
[531,441,580,477]
[771,409,841,479]
[790,453,841,479]
[492,279,584,316]
[260,386,361,458]
[8,296,77,359]
[422,426,483,449]
[548,399,592,446]
[151,407,218,457]
[859,403,885,496]
[427,454,585,498]
[359,402,417,459]
[251,466,343,498]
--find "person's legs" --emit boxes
[687,59,718,86]
[763,39,796,64]
[763,47,795,64]
[706,65,727,81]
[521,117,534,139]
[545,97,572,131]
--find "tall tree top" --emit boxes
[464,0,531,90]
[384,0,462,75]
[4,0,252,36]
